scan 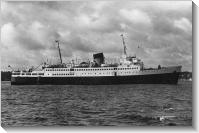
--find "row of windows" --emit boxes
[53,73,74,75]
[45,67,139,71]
[52,72,112,76]
[118,71,138,74]
[12,73,44,75]
[117,67,138,70]
[46,69,70,71]
[50,71,138,76]
[81,72,112,75]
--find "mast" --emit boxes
[120,34,127,56]
[55,40,62,64]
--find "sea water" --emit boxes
[1,81,192,126]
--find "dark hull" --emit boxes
[11,72,180,85]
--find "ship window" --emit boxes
[14,73,19,75]
[32,73,37,75]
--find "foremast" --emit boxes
[120,34,127,57]
[55,40,62,64]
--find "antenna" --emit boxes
[120,34,127,56]
[55,40,62,64]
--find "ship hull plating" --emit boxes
[11,72,180,85]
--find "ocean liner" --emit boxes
[11,35,181,85]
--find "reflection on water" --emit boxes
[1,81,192,126]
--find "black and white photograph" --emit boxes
[1,0,192,127]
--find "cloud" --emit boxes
[174,17,192,33]
[119,9,151,25]
[1,1,192,71]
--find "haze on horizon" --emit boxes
[1,1,192,72]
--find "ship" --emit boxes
[11,34,181,85]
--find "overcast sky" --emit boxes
[1,1,192,71]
